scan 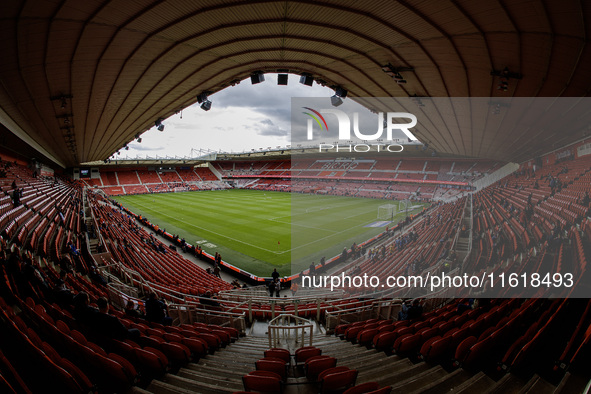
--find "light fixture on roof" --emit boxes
[335,86,348,98]
[299,73,314,86]
[250,71,265,85]
[411,94,427,107]
[197,92,212,111]
[491,67,522,92]
[200,100,212,111]
[277,74,288,85]
[330,95,343,107]
[381,63,413,84]
[330,85,348,107]
[154,118,165,131]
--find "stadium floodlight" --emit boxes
[335,86,348,98]
[299,73,314,86]
[277,74,288,85]
[330,95,343,107]
[250,72,265,84]
[155,118,165,131]
[200,99,212,111]
[196,92,209,103]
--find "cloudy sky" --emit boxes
[123,74,347,158]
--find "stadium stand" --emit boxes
[2,1,591,392]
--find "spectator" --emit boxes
[271,268,280,281]
[144,293,172,325]
[125,299,144,319]
[200,290,221,307]
[95,297,140,341]
[73,292,98,325]
[213,263,221,278]
[268,279,276,297]
[274,278,281,297]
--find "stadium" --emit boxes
[0,1,591,393]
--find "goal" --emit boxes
[377,204,397,220]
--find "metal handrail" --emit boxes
[268,314,314,348]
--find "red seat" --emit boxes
[295,347,322,364]
[357,329,379,347]
[162,332,183,343]
[420,335,451,362]
[161,342,191,365]
[182,337,208,358]
[343,382,380,394]
[345,326,363,342]
[196,333,221,352]
[242,371,282,393]
[306,356,337,380]
[210,329,231,346]
[134,347,168,376]
[454,336,478,364]
[394,333,421,354]
[320,368,358,394]
[256,359,287,380]
[264,348,291,363]
[373,332,396,352]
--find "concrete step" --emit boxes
[453,371,496,394]
[147,379,207,394]
[518,374,555,394]
[553,372,589,394]
[155,373,237,394]
[388,365,449,392]
[483,373,527,394]
[176,368,243,391]
[411,368,473,394]
[357,358,420,385]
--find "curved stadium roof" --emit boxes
[0,0,590,167]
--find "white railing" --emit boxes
[268,314,314,348]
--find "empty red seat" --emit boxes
[161,342,191,365]
[319,367,358,394]
[454,336,478,365]
[264,348,291,363]
[394,333,421,354]
[295,347,322,365]
[242,371,282,393]
[357,329,379,347]
[182,337,208,359]
[373,332,396,352]
[306,356,337,380]
[256,359,287,380]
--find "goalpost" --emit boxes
[377,200,411,221]
[377,204,397,221]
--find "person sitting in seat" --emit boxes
[95,297,140,341]
[144,293,172,325]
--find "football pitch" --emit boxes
[113,189,428,276]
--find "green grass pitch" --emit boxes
[113,189,428,277]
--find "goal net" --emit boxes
[377,204,397,220]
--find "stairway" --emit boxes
[141,330,587,394]
[454,194,472,263]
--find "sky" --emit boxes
[123,73,344,158]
